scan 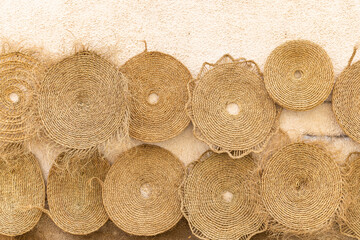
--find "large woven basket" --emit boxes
[121,51,191,142]
[0,52,44,144]
[0,145,45,236]
[264,40,334,111]
[102,144,184,236]
[181,151,266,240]
[187,54,280,159]
[338,152,360,239]
[261,142,342,234]
[333,47,360,144]
[39,51,128,149]
[47,150,110,235]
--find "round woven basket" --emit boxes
[121,51,191,142]
[47,150,110,235]
[0,146,45,236]
[187,55,280,159]
[333,59,360,144]
[102,144,184,236]
[338,153,360,239]
[0,52,43,144]
[264,40,334,111]
[181,151,266,240]
[261,143,342,234]
[39,51,128,149]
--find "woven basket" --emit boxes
[333,48,360,144]
[47,150,110,235]
[39,51,128,149]
[261,143,342,234]
[102,144,184,236]
[338,152,360,239]
[181,151,266,240]
[264,40,334,111]
[0,52,43,144]
[121,51,191,142]
[0,145,45,236]
[187,54,280,159]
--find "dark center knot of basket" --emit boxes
[294,177,308,193]
[75,92,90,110]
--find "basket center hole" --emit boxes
[226,103,240,115]
[9,93,19,103]
[140,183,152,199]
[294,70,303,79]
[148,93,159,105]
[222,191,233,203]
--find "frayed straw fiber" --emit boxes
[47,150,110,235]
[187,54,280,159]
[39,51,128,149]
[180,151,266,240]
[261,143,342,234]
[121,51,191,142]
[0,145,45,236]
[102,144,184,236]
[264,40,334,111]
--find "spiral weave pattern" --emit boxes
[261,143,342,234]
[264,40,334,111]
[0,146,45,236]
[333,60,360,144]
[0,52,43,143]
[121,51,191,142]
[102,144,184,236]
[47,150,110,235]
[39,51,128,149]
[338,153,360,239]
[181,151,266,240]
[187,55,280,159]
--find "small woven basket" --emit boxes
[102,144,184,236]
[0,52,44,144]
[338,152,360,239]
[261,142,342,234]
[264,40,334,111]
[181,151,266,240]
[0,145,45,236]
[333,47,360,144]
[47,150,110,235]
[187,54,280,159]
[121,51,191,142]
[39,51,128,149]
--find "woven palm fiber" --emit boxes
[333,47,360,144]
[186,54,280,159]
[0,145,45,236]
[102,144,184,236]
[120,50,191,142]
[338,152,360,239]
[180,151,266,240]
[0,52,43,144]
[264,40,334,111]
[261,142,342,234]
[47,150,110,235]
[39,51,128,149]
